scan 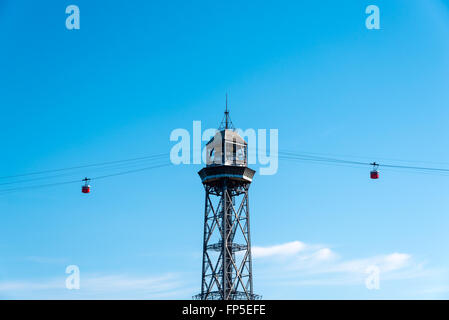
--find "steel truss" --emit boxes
[194,180,260,300]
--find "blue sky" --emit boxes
[1,0,449,299]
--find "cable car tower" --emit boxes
[194,98,260,300]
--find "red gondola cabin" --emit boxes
[370,162,379,179]
[82,177,91,193]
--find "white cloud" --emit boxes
[0,273,194,299]
[252,240,427,289]
[252,241,306,258]
[313,248,336,261]
[329,252,411,274]
[0,279,62,292]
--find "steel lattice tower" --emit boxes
[194,104,260,300]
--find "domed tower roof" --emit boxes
[205,129,247,167]
[206,129,247,147]
[205,96,247,167]
[198,97,255,184]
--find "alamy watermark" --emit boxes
[365,5,380,30]
[169,121,279,175]
[65,265,80,290]
[66,5,80,30]
[365,265,380,290]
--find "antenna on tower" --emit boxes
[219,93,234,130]
[225,93,229,129]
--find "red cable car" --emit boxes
[370,162,379,179]
[82,177,91,193]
